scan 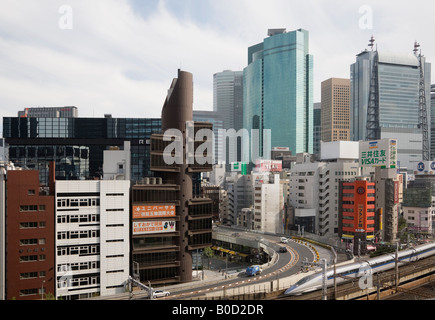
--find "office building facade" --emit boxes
[321,78,351,142]
[243,28,313,160]
[5,168,55,300]
[55,179,130,300]
[193,110,224,164]
[351,49,431,169]
[338,178,376,252]
[313,103,321,156]
[213,70,244,167]
[213,70,244,132]
[3,117,161,184]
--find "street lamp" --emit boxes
[41,280,45,300]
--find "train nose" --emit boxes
[284,285,298,295]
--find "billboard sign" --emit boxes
[255,160,282,172]
[133,220,175,235]
[359,138,397,168]
[231,162,247,175]
[413,161,435,174]
[132,205,176,219]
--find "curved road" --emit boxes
[160,232,318,299]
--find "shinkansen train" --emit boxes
[284,242,435,296]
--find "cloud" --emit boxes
[0,0,433,124]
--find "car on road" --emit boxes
[280,237,288,244]
[152,290,170,298]
[279,246,287,253]
[245,265,262,276]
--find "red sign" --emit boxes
[132,205,176,219]
[255,160,282,172]
[394,181,399,204]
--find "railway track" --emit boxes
[273,256,435,300]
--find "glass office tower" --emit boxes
[213,70,243,132]
[3,117,161,184]
[243,28,314,161]
[351,50,431,169]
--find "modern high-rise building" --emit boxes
[321,78,350,143]
[193,110,224,164]
[133,70,213,285]
[350,44,431,170]
[243,28,314,161]
[213,70,244,167]
[313,103,321,156]
[213,70,244,132]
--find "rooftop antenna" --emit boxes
[366,35,380,141]
[414,41,429,161]
[413,41,420,56]
[368,35,375,51]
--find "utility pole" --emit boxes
[395,242,399,291]
[322,258,328,300]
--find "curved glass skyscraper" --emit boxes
[243,28,313,161]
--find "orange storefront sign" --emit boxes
[132,205,176,219]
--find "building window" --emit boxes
[28,189,35,195]
[20,205,38,212]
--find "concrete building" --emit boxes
[288,141,361,237]
[252,173,281,233]
[225,173,253,226]
[0,138,6,162]
[18,106,78,118]
[321,78,350,142]
[55,179,130,300]
[102,141,131,181]
[338,177,376,253]
[5,166,56,300]
[141,69,213,284]
[403,174,435,237]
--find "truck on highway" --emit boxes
[245,265,262,277]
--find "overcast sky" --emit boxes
[0,0,433,122]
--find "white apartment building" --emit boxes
[289,142,361,238]
[252,173,281,233]
[403,206,434,236]
[225,173,253,225]
[55,180,130,300]
[102,141,131,181]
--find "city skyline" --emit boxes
[0,0,434,121]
